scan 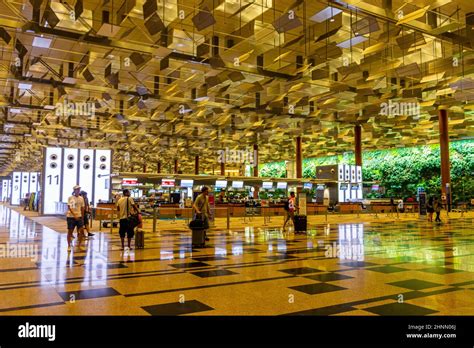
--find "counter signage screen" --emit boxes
[340,183,348,190]
[277,182,287,189]
[351,184,359,190]
[303,183,312,190]
[215,180,227,188]
[317,184,325,190]
[262,181,273,189]
[161,179,175,187]
[371,185,379,191]
[122,178,138,185]
[180,179,194,187]
[232,181,244,188]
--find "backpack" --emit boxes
[284,199,290,211]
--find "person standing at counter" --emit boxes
[283,192,298,230]
[434,197,442,223]
[217,189,226,203]
[193,186,211,241]
[427,196,435,222]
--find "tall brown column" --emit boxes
[220,162,225,176]
[157,161,161,173]
[439,109,451,201]
[355,124,362,166]
[253,144,259,177]
[174,159,178,174]
[194,155,199,175]
[296,136,302,178]
[253,144,259,198]
[143,164,147,173]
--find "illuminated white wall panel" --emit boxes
[42,147,111,214]
[30,172,39,193]
[93,149,111,204]
[1,180,8,201]
[43,147,63,214]
[11,172,21,205]
[61,148,79,203]
[78,149,94,202]
[20,172,30,200]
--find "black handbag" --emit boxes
[126,198,140,228]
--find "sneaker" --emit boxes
[205,237,210,241]
[88,233,95,237]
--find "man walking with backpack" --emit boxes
[116,189,139,250]
[283,192,297,230]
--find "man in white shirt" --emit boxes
[116,189,139,250]
[67,185,85,251]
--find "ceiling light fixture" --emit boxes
[18,83,32,90]
[32,36,52,48]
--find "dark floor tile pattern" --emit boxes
[279,267,323,275]
[289,283,347,295]
[142,300,214,315]
[363,302,438,316]
[57,287,121,301]
[388,279,444,291]
[303,273,354,282]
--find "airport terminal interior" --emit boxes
[0,0,473,316]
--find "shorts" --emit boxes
[119,218,135,239]
[67,217,84,231]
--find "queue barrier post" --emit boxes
[153,207,157,233]
[110,210,114,234]
[227,207,230,231]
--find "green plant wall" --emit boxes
[259,140,474,202]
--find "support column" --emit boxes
[174,159,178,174]
[253,144,259,177]
[439,109,451,209]
[220,162,225,176]
[143,163,147,173]
[354,124,362,166]
[157,161,161,173]
[194,155,199,175]
[296,136,302,179]
[253,144,259,198]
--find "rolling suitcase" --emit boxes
[135,229,145,249]
[191,228,206,248]
[294,215,307,233]
[189,215,207,248]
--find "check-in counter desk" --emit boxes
[306,203,328,214]
[337,202,363,213]
[95,203,117,220]
[368,202,418,213]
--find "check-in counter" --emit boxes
[307,203,327,214]
[338,202,363,213]
[95,203,117,220]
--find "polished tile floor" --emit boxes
[0,204,473,316]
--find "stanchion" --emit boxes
[110,211,114,234]
[226,207,230,231]
[153,207,157,233]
